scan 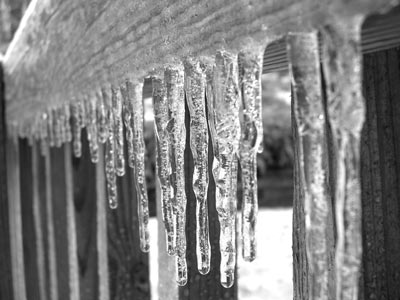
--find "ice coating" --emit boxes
[206,51,240,288]
[322,17,365,300]
[97,89,109,144]
[165,66,188,285]
[125,80,151,253]
[71,100,85,157]
[184,58,211,275]
[104,88,118,209]
[111,86,125,176]
[287,32,334,299]
[86,97,99,163]
[152,77,176,256]
[238,50,263,262]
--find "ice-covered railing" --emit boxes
[3,0,400,298]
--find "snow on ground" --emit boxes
[149,208,293,300]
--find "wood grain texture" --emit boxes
[360,47,400,299]
[3,0,397,125]
[107,128,151,300]
[0,62,14,300]
[6,135,27,300]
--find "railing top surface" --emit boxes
[2,0,398,125]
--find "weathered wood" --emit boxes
[19,138,41,300]
[3,0,397,125]
[6,135,27,300]
[0,61,14,300]
[179,88,238,300]
[72,129,99,300]
[107,130,151,299]
[360,47,400,299]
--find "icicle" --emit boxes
[184,58,211,275]
[121,84,135,168]
[165,66,188,285]
[152,77,176,256]
[111,86,125,176]
[97,90,109,144]
[47,108,55,147]
[63,103,72,143]
[238,50,263,262]
[104,87,118,209]
[206,51,240,288]
[71,100,84,157]
[86,97,99,163]
[40,113,49,156]
[57,106,66,145]
[321,17,365,300]
[287,32,334,299]
[124,81,151,253]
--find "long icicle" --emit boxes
[206,51,240,288]
[104,88,118,209]
[287,32,335,299]
[238,50,263,262]
[184,58,211,275]
[125,81,151,253]
[111,86,125,177]
[165,66,188,285]
[152,77,176,256]
[321,16,365,300]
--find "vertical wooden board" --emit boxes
[179,95,238,300]
[0,63,14,300]
[107,129,150,300]
[72,130,99,300]
[19,138,40,300]
[6,135,27,300]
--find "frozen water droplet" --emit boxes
[206,50,240,287]
[152,77,176,255]
[184,58,211,274]
[111,86,125,176]
[238,51,263,262]
[124,80,151,253]
[220,269,234,288]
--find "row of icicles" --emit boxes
[15,50,263,288]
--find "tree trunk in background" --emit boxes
[359,47,400,299]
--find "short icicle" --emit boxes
[39,113,49,156]
[287,32,335,299]
[321,16,365,300]
[86,97,99,163]
[97,89,109,144]
[206,51,241,288]
[184,58,211,275]
[63,103,72,144]
[152,77,176,256]
[47,108,55,148]
[165,66,188,285]
[71,99,85,157]
[103,88,118,209]
[111,86,125,176]
[238,50,263,262]
[124,80,151,253]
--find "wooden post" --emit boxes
[0,61,14,300]
[359,47,400,299]
[107,126,151,299]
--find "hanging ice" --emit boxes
[152,77,176,256]
[39,113,49,156]
[321,17,364,300]
[184,58,211,275]
[165,66,187,285]
[103,88,118,209]
[97,89,109,144]
[206,51,240,288]
[86,97,99,163]
[238,50,263,262]
[287,32,334,299]
[124,81,151,253]
[47,108,55,148]
[111,86,125,176]
[121,84,135,169]
[71,100,85,157]
[54,107,63,147]
[63,103,72,144]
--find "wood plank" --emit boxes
[19,138,41,300]
[3,0,396,125]
[0,61,14,300]
[6,134,27,300]
[107,127,151,299]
